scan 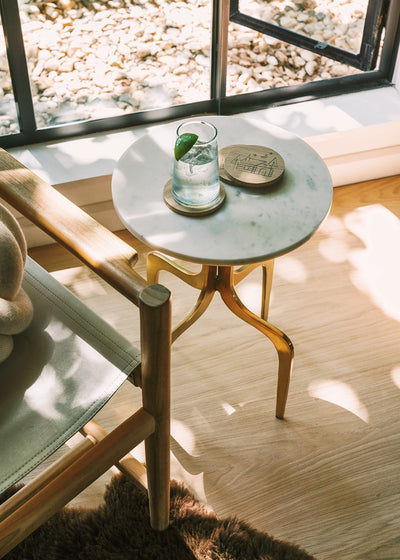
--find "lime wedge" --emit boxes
[174,133,198,161]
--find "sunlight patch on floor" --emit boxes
[172,418,197,456]
[319,205,400,323]
[274,255,308,283]
[221,401,236,416]
[391,366,400,389]
[170,419,210,506]
[345,204,400,323]
[318,236,350,263]
[318,214,354,263]
[235,281,263,314]
[308,378,369,422]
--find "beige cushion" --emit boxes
[0,203,33,364]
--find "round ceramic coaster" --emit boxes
[163,179,225,216]
[219,145,285,188]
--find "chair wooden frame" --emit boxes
[0,149,171,557]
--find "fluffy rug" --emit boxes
[3,475,317,559]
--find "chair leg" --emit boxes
[139,284,171,530]
[0,409,156,557]
[144,417,170,530]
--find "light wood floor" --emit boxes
[30,175,400,560]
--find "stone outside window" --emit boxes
[226,0,366,95]
[0,0,397,146]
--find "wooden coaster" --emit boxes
[163,179,225,216]
[219,145,285,188]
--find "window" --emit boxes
[0,0,399,148]
[230,0,388,71]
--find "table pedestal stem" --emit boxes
[147,253,293,419]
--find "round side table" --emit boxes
[112,116,333,418]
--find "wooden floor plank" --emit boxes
[29,175,400,560]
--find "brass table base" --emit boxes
[147,253,294,419]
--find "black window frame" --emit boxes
[0,0,399,149]
[230,0,389,71]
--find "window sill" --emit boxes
[9,86,400,248]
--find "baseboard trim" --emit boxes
[305,120,400,187]
[14,119,400,248]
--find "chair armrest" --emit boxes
[0,148,147,306]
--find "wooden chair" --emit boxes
[0,148,171,557]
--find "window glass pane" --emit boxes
[226,22,360,96]
[238,0,369,54]
[0,22,19,136]
[19,0,212,128]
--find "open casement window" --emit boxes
[0,0,398,148]
[229,0,389,71]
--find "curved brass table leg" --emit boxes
[171,270,216,342]
[261,260,274,321]
[148,254,292,416]
[233,260,275,320]
[147,253,217,342]
[217,266,293,419]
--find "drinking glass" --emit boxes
[172,121,220,207]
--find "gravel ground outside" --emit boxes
[0,0,366,135]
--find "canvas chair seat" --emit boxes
[0,256,140,494]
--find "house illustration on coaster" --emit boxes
[230,151,279,178]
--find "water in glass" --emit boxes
[172,121,220,207]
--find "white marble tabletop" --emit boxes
[111,116,333,265]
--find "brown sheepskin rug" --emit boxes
[3,475,317,559]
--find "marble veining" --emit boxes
[111,116,333,265]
